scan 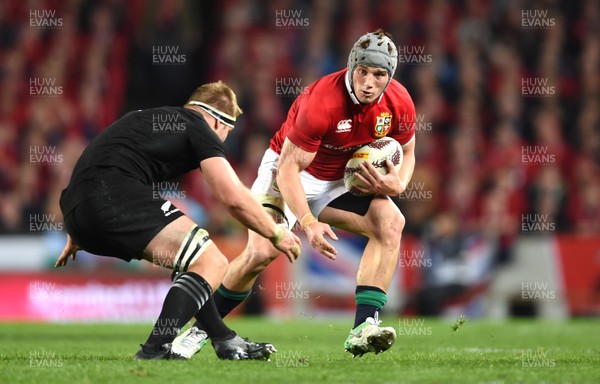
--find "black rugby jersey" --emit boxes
[61,106,225,213]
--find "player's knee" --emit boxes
[202,248,229,269]
[183,249,228,289]
[207,251,229,277]
[385,210,405,244]
[371,209,405,246]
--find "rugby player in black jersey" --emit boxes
[55,81,301,360]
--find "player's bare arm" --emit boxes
[276,138,338,260]
[354,136,416,196]
[201,156,301,262]
[397,137,416,192]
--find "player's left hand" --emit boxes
[271,224,303,263]
[354,159,402,196]
[303,221,338,260]
[55,234,79,268]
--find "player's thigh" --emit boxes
[251,149,295,230]
[144,216,228,273]
[143,215,197,263]
[319,194,403,236]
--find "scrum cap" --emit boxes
[347,29,398,86]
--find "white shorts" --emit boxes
[250,149,348,230]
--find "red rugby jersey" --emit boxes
[269,69,416,181]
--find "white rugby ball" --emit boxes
[344,137,403,196]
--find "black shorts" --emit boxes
[327,192,401,216]
[60,169,184,262]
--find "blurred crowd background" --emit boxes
[0,0,598,272]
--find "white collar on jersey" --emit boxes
[344,70,385,105]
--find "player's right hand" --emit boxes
[304,221,338,260]
[55,234,79,268]
[271,224,302,263]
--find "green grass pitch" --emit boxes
[1,317,598,383]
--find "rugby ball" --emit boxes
[344,137,403,196]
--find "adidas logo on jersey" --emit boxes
[336,119,352,133]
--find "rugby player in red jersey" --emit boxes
[174,29,416,358]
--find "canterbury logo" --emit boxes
[336,119,352,133]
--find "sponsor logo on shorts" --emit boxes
[160,201,180,217]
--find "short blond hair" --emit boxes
[186,81,243,118]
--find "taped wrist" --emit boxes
[299,213,317,230]
[269,224,285,245]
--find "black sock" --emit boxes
[194,296,236,341]
[354,285,387,328]
[144,272,212,352]
[354,305,379,329]
[193,285,251,327]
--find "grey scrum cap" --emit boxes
[347,29,398,84]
